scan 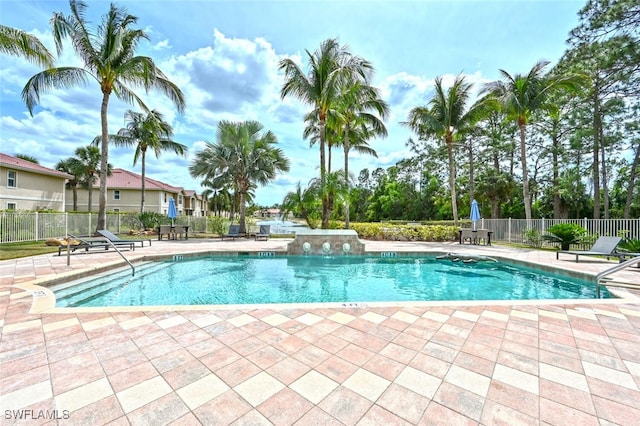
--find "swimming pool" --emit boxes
[52,255,611,307]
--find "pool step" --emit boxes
[53,262,169,307]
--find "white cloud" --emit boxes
[153,39,172,50]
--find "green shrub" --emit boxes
[543,223,586,250]
[618,238,640,253]
[349,222,458,242]
[523,228,543,248]
[137,212,165,229]
[207,216,225,235]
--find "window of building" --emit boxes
[178,195,183,205]
[7,203,16,210]
[164,193,167,202]
[114,190,120,200]
[113,208,120,213]
[7,171,17,188]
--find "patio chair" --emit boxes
[556,236,623,262]
[97,229,151,247]
[459,228,475,244]
[222,224,241,241]
[475,229,493,246]
[254,225,270,241]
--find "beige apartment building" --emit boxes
[68,168,208,216]
[0,153,73,211]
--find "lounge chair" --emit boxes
[222,224,241,240]
[97,229,151,247]
[556,236,623,262]
[254,225,270,241]
[57,235,134,256]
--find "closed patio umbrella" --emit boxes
[470,199,481,231]
[168,197,177,226]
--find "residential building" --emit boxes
[67,168,208,215]
[255,208,282,219]
[184,190,208,217]
[0,153,72,211]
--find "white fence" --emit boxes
[2,212,639,246]
[0,212,208,243]
[480,218,640,249]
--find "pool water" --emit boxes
[52,255,611,307]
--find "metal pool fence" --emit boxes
[0,212,208,243]
[1,212,639,248]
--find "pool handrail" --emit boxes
[104,238,136,276]
[595,255,640,297]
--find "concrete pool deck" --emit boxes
[1,239,640,424]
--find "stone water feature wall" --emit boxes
[287,229,365,255]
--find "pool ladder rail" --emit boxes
[103,239,136,276]
[595,256,640,298]
[64,236,135,276]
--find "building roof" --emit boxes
[0,153,73,179]
[105,168,184,193]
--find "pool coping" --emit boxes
[20,250,640,315]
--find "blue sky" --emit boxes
[1,0,584,206]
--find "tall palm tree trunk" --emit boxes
[320,119,329,229]
[519,123,532,222]
[239,192,247,234]
[98,91,110,231]
[344,138,351,230]
[446,136,459,226]
[140,149,146,213]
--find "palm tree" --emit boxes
[189,120,290,234]
[310,170,349,224]
[202,179,232,217]
[404,74,481,225]
[55,157,84,211]
[0,24,54,67]
[74,145,104,212]
[21,0,185,231]
[279,38,372,228]
[334,82,388,228]
[281,181,320,228]
[102,109,187,212]
[15,154,39,163]
[482,60,582,222]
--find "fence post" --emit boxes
[35,211,39,241]
[65,212,68,237]
[88,213,92,236]
[508,217,512,243]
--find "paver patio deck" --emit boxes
[1,238,639,425]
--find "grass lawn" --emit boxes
[1,241,59,260]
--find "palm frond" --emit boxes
[22,67,90,115]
